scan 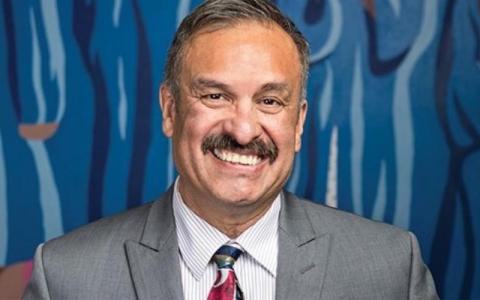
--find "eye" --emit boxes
[199,93,230,108]
[205,93,223,100]
[262,98,280,106]
[257,97,285,114]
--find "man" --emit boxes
[24,0,438,299]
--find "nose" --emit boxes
[222,100,261,145]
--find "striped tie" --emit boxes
[207,245,244,300]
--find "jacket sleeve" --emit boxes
[22,244,51,300]
[408,232,439,300]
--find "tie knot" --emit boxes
[212,245,243,269]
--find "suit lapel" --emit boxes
[124,187,184,300]
[276,192,331,300]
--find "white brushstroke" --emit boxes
[30,9,47,124]
[372,161,387,221]
[309,0,343,63]
[40,0,66,123]
[319,61,333,129]
[350,46,364,216]
[113,0,123,27]
[286,155,301,192]
[27,141,63,240]
[387,0,401,17]
[0,132,8,265]
[117,57,128,140]
[325,126,338,208]
[177,0,191,27]
[392,0,437,229]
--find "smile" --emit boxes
[213,149,263,166]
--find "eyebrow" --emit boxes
[190,77,291,98]
[255,82,291,97]
[191,78,233,94]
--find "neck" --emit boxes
[178,185,277,239]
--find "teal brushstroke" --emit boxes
[392,0,438,229]
[27,141,63,240]
[0,132,7,265]
[350,46,364,216]
[30,9,47,124]
[309,0,342,63]
[40,0,66,123]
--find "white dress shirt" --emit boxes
[172,178,280,300]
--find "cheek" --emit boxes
[263,115,298,147]
[175,107,222,149]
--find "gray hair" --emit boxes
[163,0,310,101]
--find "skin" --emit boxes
[160,21,307,238]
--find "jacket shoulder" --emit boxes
[42,201,153,261]
[287,193,410,242]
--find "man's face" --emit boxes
[160,21,307,213]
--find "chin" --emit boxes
[210,188,259,206]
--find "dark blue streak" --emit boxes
[469,10,480,66]
[127,0,153,209]
[73,0,111,222]
[364,11,410,76]
[430,0,456,296]
[431,0,479,297]
[459,179,475,299]
[304,0,326,25]
[2,0,22,121]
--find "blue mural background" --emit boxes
[0,0,479,298]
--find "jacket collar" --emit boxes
[124,186,184,300]
[276,191,331,300]
[124,188,331,299]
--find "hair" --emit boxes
[163,0,310,101]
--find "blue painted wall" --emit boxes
[0,0,479,298]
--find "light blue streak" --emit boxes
[177,0,191,27]
[27,141,63,240]
[30,9,47,124]
[40,0,66,123]
[0,132,8,265]
[372,161,387,221]
[392,0,437,229]
[286,155,301,192]
[350,46,364,216]
[113,0,123,27]
[309,0,343,63]
[388,0,401,17]
[319,61,333,130]
[325,126,338,208]
[117,57,128,140]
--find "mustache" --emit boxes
[201,134,278,163]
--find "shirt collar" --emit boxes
[172,177,281,280]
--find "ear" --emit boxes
[294,99,308,152]
[159,84,176,137]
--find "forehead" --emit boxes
[180,21,302,91]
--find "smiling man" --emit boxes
[24,1,438,299]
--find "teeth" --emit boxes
[213,149,262,166]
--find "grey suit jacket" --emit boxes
[23,188,438,299]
